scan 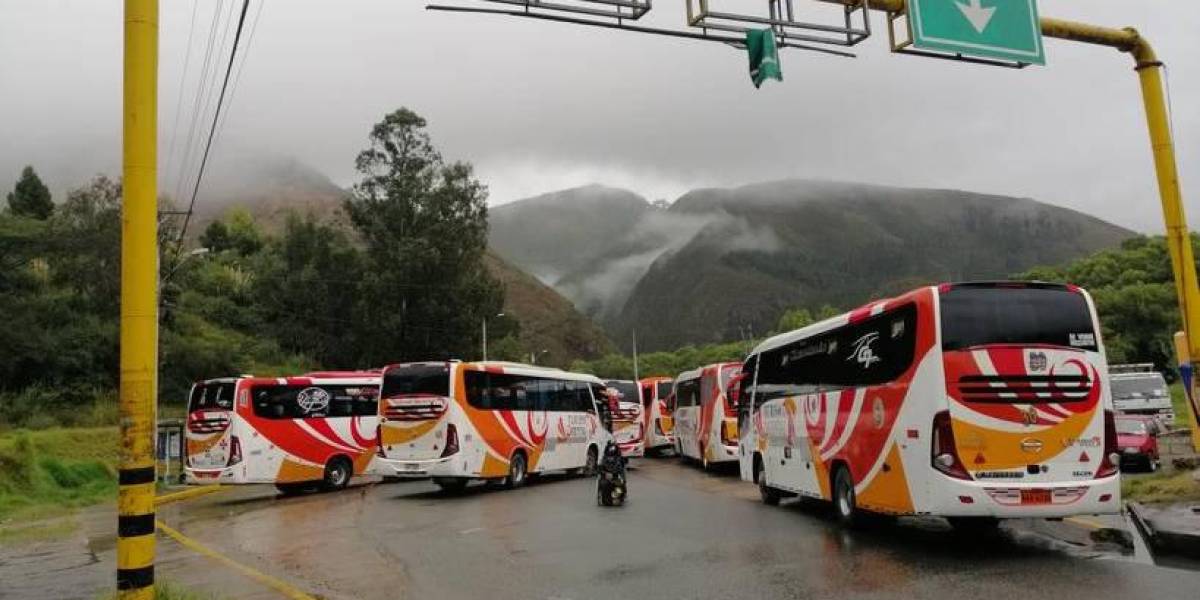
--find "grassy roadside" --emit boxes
[97,580,226,600]
[0,427,118,523]
[1168,382,1195,430]
[1122,469,1200,504]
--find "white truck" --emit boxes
[1109,363,1174,425]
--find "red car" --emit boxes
[1115,415,1162,472]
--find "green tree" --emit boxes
[1018,235,1197,370]
[254,213,365,367]
[6,166,53,220]
[345,108,503,363]
[775,304,840,334]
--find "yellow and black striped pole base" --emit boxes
[117,466,156,594]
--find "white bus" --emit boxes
[639,376,676,456]
[375,361,613,492]
[739,282,1121,529]
[185,372,381,494]
[604,379,645,458]
[671,362,741,469]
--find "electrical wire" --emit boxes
[215,0,268,139]
[176,0,254,248]
[174,0,229,205]
[164,0,201,188]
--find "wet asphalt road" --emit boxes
[6,458,1200,599]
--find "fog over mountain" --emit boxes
[490,179,1135,351]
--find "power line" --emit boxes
[164,0,201,185]
[173,0,228,205]
[176,0,253,247]
[215,0,267,139]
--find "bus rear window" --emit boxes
[189,383,235,411]
[940,286,1097,352]
[656,382,672,401]
[382,364,451,399]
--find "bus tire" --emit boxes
[434,477,469,494]
[583,445,599,476]
[757,461,781,506]
[832,465,859,527]
[506,452,528,489]
[322,456,353,491]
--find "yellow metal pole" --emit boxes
[119,0,159,597]
[827,1,1200,451]
[1133,48,1200,451]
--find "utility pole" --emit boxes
[830,0,1200,451]
[118,1,159,597]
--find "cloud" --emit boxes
[1,1,1196,235]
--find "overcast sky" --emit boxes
[1,0,1197,232]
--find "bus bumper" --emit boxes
[931,475,1122,518]
[375,456,456,478]
[184,465,247,485]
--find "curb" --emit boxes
[155,484,225,507]
[1129,501,1200,560]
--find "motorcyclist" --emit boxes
[596,438,628,506]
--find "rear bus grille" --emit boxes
[956,374,1091,403]
[383,397,448,421]
[187,414,230,433]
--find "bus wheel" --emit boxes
[434,477,469,494]
[322,456,353,491]
[757,463,781,506]
[832,466,858,527]
[506,452,528,489]
[948,517,1000,535]
[584,446,599,476]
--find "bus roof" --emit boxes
[750,286,936,358]
[196,375,380,386]
[380,361,604,385]
[674,362,742,383]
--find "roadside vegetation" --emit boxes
[97,580,225,600]
[0,427,117,522]
[1123,469,1200,504]
[1,107,504,427]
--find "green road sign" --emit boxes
[908,0,1045,65]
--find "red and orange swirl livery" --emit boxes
[740,282,1121,523]
[184,372,381,489]
[375,361,613,490]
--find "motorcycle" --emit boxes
[596,440,628,507]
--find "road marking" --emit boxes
[1064,516,1107,531]
[460,527,485,535]
[154,485,226,506]
[156,519,318,600]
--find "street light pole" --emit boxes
[482,312,504,361]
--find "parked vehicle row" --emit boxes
[185,281,1133,531]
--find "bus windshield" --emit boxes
[656,382,672,401]
[382,364,451,399]
[940,285,1097,352]
[606,381,638,404]
[188,382,235,411]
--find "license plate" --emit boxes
[1020,489,1052,505]
[403,463,421,471]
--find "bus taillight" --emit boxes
[931,411,971,480]
[227,435,243,467]
[441,423,459,458]
[1095,410,1120,478]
